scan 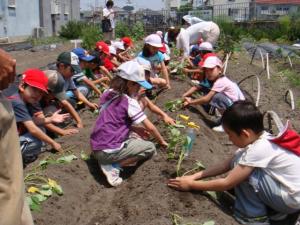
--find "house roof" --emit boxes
[256,0,300,4]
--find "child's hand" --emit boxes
[183,97,192,107]
[88,102,99,110]
[159,140,169,149]
[163,116,176,125]
[50,109,70,124]
[62,128,79,136]
[167,176,193,191]
[52,142,62,153]
[77,122,84,128]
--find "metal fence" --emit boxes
[109,2,299,34]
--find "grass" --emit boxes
[28,36,67,47]
[279,69,300,87]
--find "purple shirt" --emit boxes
[90,90,146,151]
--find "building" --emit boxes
[164,0,193,10]
[255,0,300,20]
[0,0,40,42]
[0,0,80,42]
[40,0,80,37]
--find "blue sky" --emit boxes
[80,0,165,10]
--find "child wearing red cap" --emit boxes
[95,41,114,79]
[120,37,134,61]
[6,69,68,164]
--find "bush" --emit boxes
[130,21,144,41]
[115,21,131,38]
[80,24,103,50]
[59,20,85,39]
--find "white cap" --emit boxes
[118,61,152,89]
[135,57,151,72]
[109,46,117,55]
[156,31,163,38]
[202,56,223,68]
[144,34,163,48]
[182,15,192,24]
[199,42,213,51]
[112,41,125,50]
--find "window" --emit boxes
[261,6,268,10]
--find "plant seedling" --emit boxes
[165,99,183,112]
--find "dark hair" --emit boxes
[106,0,114,8]
[221,101,264,135]
[104,40,111,45]
[200,50,212,55]
[167,28,180,43]
[142,44,153,57]
[110,76,129,95]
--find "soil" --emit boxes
[10,46,300,225]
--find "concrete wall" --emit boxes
[0,0,40,39]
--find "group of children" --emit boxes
[4,27,300,225]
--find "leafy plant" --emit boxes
[166,126,185,159]
[182,161,206,176]
[176,136,191,176]
[39,154,78,169]
[59,20,86,39]
[80,24,103,49]
[279,69,300,87]
[165,99,183,112]
[130,21,145,41]
[115,21,131,38]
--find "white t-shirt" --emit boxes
[103,7,115,29]
[211,76,245,102]
[236,131,300,209]
[176,21,219,57]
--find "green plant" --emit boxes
[28,36,67,46]
[280,69,300,87]
[182,161,206,176]
[166,126,185,159]
[39,154,78,169]
[176,136,191,176]
[80,24,103,49]
[130,21,144,41]
[165,99,183,112]
[59,20,85,39]
[115,21,131,38]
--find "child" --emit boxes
[120,37,134,61]
[90,61,168,187]
[6,69,66,163]
[168,101,300,225]
[138,34,170,89]
[95,41,114,79]
[183,55,245,132]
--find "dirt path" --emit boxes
[13,46,299,225]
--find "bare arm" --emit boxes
[99,66,113,80]
[82,77,101,96]
[160,61,170,88]
[23,120,62,151]
[60,99,83,128]
[142,118,168,147]
[182,86,200,98]
[184,90,216,106]
[73,89,98,110]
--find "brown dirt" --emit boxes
[10,46,299,225]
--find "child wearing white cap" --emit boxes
[183,55,245,132]
[90,61,168,187]
[138,34,171,89]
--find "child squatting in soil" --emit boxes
[168,101,300,225]
[183,55,245,132]
[90,61,168,187]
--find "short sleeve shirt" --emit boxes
[138,51,165,68]
[211,76,245,102]
[235,132,300,209]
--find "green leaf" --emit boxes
[29,199,41,212]
[203,221,215,225]
[171,128,181,137]
[206,191,218,200]
[39,160,48,166]
[173,123,186,128]
[32,194,47,203]
[80,151,90,161]
[41,184,51,190]
[56,154,77,163]
[39,189,53,197]
[53,185,63,195]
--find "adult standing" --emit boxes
[169,21,220,58]
[102,0,115,40]
[0,49,34,225]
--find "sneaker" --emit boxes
[212,125,224,132]
[100,164,123,187]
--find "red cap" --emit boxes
[198,53,217,67]
[122,37,133,47]
[159,43,167,53]
[22,69,48,93]
[95,41,110,56]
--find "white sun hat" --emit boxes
[118,61,152,89]
[202,56,223,68]
[109,45,117,55]
[112,41,125,50]
[135,57,151,72]
[199,42,213,51]
[144,34,163,48]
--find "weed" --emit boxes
[279,69,300,87]
[59,20,86,39]
[80,24,103,49]
[27,36,67,46]
[165,99,183,112]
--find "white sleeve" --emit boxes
[103,8,110,17]
[176,31,190,57]
[128,98,147,124]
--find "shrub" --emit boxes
[130,21,144,41]
[80,24,103,50]
[115,21,131,38]
[59,20,85,39]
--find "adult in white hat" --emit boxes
[168,21,220,58]
[182,15,204,27]
[138,34,171,89]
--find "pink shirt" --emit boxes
[211,76,245,102]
